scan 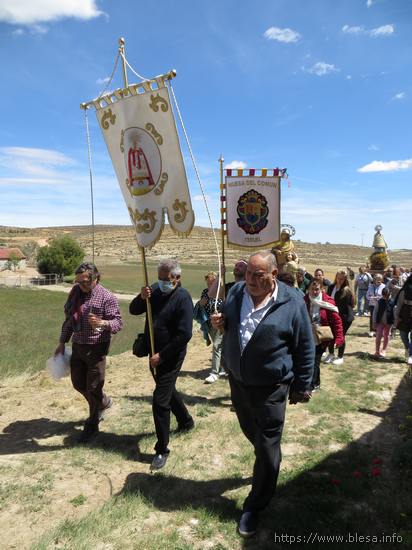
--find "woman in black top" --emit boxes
[324,269,355,365]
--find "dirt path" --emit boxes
[0,317,409,548]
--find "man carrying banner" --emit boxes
[129,259,194,470]
[211,250,314,537]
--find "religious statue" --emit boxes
[372,225,387,253]
[370,225,389,271]
[271,225,298,272]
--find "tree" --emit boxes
[37,236,85,277]
[6,252,20,271]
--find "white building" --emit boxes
[0,248,27,270]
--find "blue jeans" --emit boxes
[357,289,368,315]
[399,330,412,356]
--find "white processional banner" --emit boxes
[96,82,194,248]
[225,174,280,247]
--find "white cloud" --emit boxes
[392,92,406,100]
[358,159,412,173]
[96,76,111,86]
[346,75,352,80]
[342,25,364,35]
[30,24,48,34]
[264,27,301,43]
[342,23,395,38]
[367,0,375,7]
[305,62,339,76]
[368,144,379,151]
[370,24,395,37]
[0,0,103,25]
[0,147,75,178]
[12,24,48,35]
[224,160,248,169]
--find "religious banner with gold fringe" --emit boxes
[224,168,285,248]
[94,75,194,248]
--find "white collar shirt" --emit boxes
[239,284,279,352]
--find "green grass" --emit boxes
[0,287,143,378]
[100,261,226,299]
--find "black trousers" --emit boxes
[312,345,323,388]
[328,318,353,358]
[229,373,288,512]
[70,342,110,427]
[151,360,192,454]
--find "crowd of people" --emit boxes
[54,256,412,538]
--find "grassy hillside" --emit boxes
[0,288,143,379]
[2,225,412,278]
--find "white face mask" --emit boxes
[158,280,175,294]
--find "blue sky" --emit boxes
[0,0,411,249]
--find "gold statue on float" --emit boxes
[271,225,298,272]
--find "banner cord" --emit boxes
[96,50,121,99]
[168,81,222,310]
[120,51,149,82]
[83,109,95,263]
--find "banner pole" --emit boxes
[118,37,156,367]
[140,246,156,361]
[118,37,129,87]
[219,154,226,296]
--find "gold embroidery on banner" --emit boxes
[149,93,169,113]
[154,173,168,195]
[128,206,157,234]
[172,199,188,223]
[145,123,163,145]
[120,130,124,153]
[101,109,116,130]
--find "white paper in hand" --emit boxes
[46,347,72,380]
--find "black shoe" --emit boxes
[150,453,169,471]
[238,511,259,538]
[77,423,99,443]
[176,418,195,432]
[98,396,113,422]
[311,385,320,392]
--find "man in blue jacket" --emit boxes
[129,259,194,471]
[212,250,315,538]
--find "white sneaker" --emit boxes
[322,354,335,364]
[204,373,218,384]
[369,332,375,337]
[408,357,412,366]
[332,357,344,366]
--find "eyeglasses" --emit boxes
[76,277,92,286]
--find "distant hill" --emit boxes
[1,225,411,275]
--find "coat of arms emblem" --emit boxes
[236,189,269,235]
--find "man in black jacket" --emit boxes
[212,251,314,538]
[129,259,194,470]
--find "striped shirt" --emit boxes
[60,283,122,345]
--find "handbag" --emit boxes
[312,324,334,345]
[132,333,149,357]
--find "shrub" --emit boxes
[37,236,84,277]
